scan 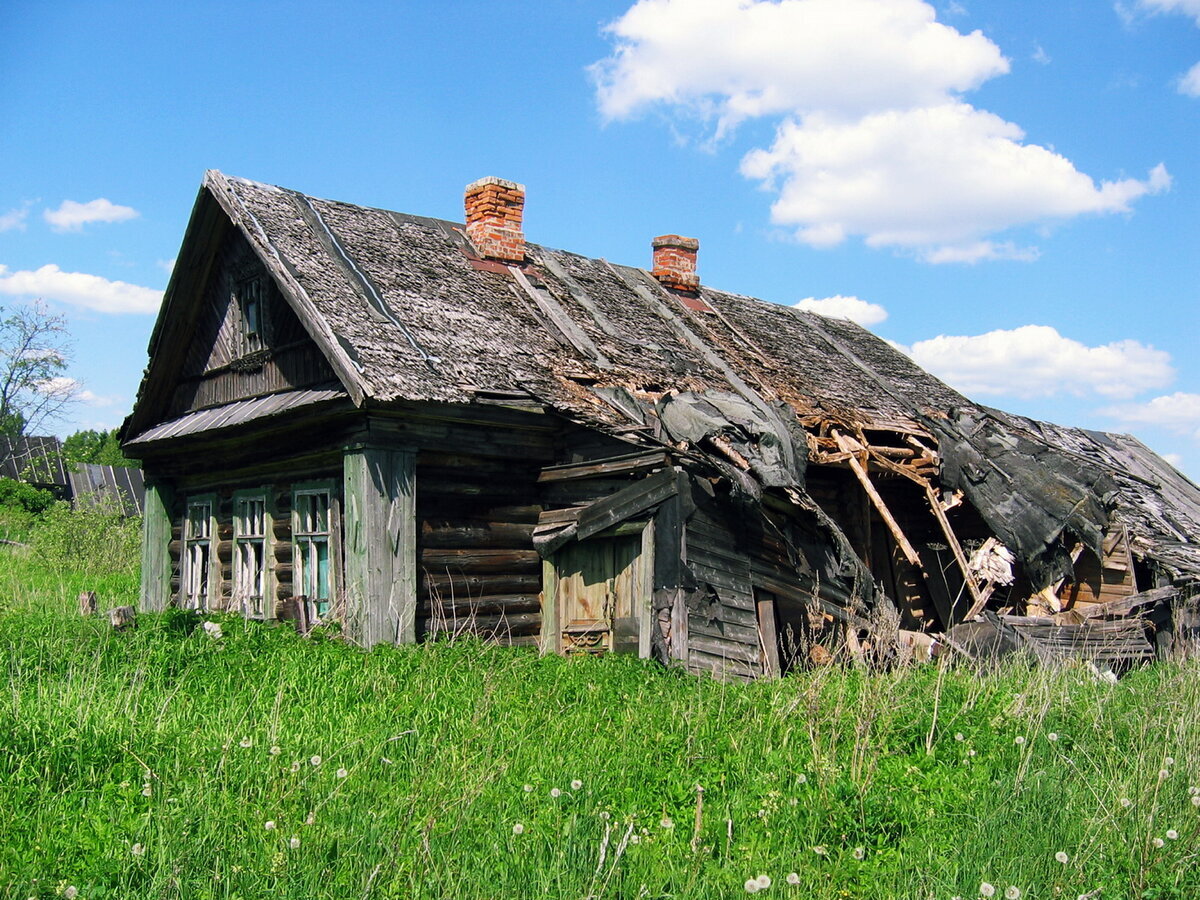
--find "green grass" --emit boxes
[2,536,1199,900]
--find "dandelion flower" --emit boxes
[141,784,152,797]
[64,888,78,900]
[744,879,760,894]
[630,834,641,844]
[1152,837,1164,848]
[264,820,277,831]
[797,773,807,784]
[1159,769,1170,780]
[955,732,965,742]
[131,842,145,856]
[1165,756,1175,766]
[979,883,996,898]
[1191,795,1200,807]
[550,787,562,798]
[852,846,865,860]
[512,823,524,835]
[1189,785,1199,796]
[1047,732,1059,742]
[1120,798,1133,808]
[1055,851,1069,864]
[660,817,674,829]
[786,872,800,885]
[571,778,583,790]
[239,737,252,748]
[968,749,977,757]
[755,874,772,889]
[813,845,827,856]
[310,755,322,767]
[289,836,300,849]
[1014,735,1026,746]
[269,745,281,756]
[290,760,302,774]
[203,621,223,639]
[336,767,348,779]
[1167,829,1179,840]
[599,811,611,820]
[523,783,534,793]
[1005,888,1021,900]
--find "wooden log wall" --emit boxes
[683,484,763,681]
[416,451,543,645]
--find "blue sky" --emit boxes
[2,0,1197,476]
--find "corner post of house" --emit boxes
[141,480,174,612]
[342,443,416,647]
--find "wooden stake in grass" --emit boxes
[78,591,97,616]
[691,784,704,853]
[109,606,136,630]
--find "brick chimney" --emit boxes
[652,234,699,291]
[464,176,526,263]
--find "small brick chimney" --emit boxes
[652,234,699,291]
[464,176,526,263]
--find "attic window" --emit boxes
[238,277,266,354]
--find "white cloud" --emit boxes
[44,198,138,232]
[1032,44,1051,65]
[794,294,888,326]
[594,0,1168,260]
[1162,452,1185,467]
[907,324,1174,399]
[157,257,177,275]
[1179,60,1200,96]
[740,104,1170,259]
[0,204,31,233]
[0,264,162,314]
[77,388,122,408]
[1100,392,1200,439]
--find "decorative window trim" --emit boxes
[292,480,339,622]
[233,488,272,619]
[182,494,217,612]
[236,276,268,357]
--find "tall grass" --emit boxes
[1,534,1198,899]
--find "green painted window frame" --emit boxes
[233,488,271,619]
[293,481,337,620]
[182,494,217,612]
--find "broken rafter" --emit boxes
[923,483,985,619]
[833,431,922,568]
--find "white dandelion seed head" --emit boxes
[955,732,965,742]
[571,779,583,790]
[756,874,771,889]
[1165,757,1176,766]
[1005,888,1021,900]
[336,767,348,779]
[290,760,302,773]
[1159,769,1170,780]
[1014,735,1026,746]
[980,883,996,898]
[63,888,78,900]
[289,836,300,849]
[813,845,827,856]
[203,621,223,639]
[523,783,534,793]
[264,820,277,831]
[1189,785,1199,795]
[269,745,281,756]
[786,872,800,885]
[304,812,315,825]
[239,737,252,748]
[797,773,807,784]
[1167,829,1179,840]
[968,749,977,757]
[1191,795,1200,807]
[1152,837,1165,848]
[1055,851,1069,863]
[512,823,524,835]
[744,879,760,894]
[852,846,865,860]
[550,787,561,798]
[1047,733,1059,742]
[1120,798,1133,808]
[599,811,611,820]
[310,755,322,767]
[131,842,145,857]
[660,817,674,829]
[630,833,641,844]
[141,785,152,797]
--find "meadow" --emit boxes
[1,505,1198,899]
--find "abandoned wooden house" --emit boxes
[119,171,1200,677]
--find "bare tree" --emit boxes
[0,301,76,438]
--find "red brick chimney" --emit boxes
[464,177,526,263]
[652,234,699,291]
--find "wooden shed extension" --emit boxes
[121,172,1200,678]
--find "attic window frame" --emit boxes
[236,275,268,356]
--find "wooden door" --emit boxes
[548,533,651,656]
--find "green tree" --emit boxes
[61,427,139,468]
[0,301,75,438]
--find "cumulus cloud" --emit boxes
[1137,0,1200,94]
[1100,392,1200,439]
[43,198,138,232]
[906,324,1174,399]
[0,264,162,314]
[1179,60,1200,96]
[0,204,31,233]
[794,294,888,325]
[594,0,1168,261]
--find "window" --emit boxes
[234,493,268,617]
[294,489,332,618]
[183,497,213,610]
[238,277,266,354]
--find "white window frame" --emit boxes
[233,489,271,619]
[183,495,216,611]
[293,482,335,620]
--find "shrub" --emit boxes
[0,476,55,514]
[28,499,141,578]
